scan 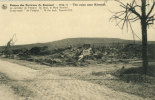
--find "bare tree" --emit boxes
[110,0,155,74]
[3,34,17,55]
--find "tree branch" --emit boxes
[128,4,142,19]
[146,0,155,18]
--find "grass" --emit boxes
[131,61,155,77]
[11,83,34,98]
[91,71,106,76]
[0,72,10,84]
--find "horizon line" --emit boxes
[0,37,145,47]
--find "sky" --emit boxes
[0,0,155,46]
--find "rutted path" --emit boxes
[0,59,144,100]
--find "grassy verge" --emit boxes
[0,72,10,84]
[10,83,34,98]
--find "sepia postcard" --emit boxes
[0,0,155,100]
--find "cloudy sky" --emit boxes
[0,0,155,46]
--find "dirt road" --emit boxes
[0,59,144,100]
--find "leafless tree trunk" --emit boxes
[110,0,155,74]
[141,0,148,74]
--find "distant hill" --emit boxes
[0,38,155,51]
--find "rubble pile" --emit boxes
[0,43,147,66]
[118,44,142,59]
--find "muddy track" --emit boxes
[0,59,144,100]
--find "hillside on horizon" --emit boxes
[1,38,155,50]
